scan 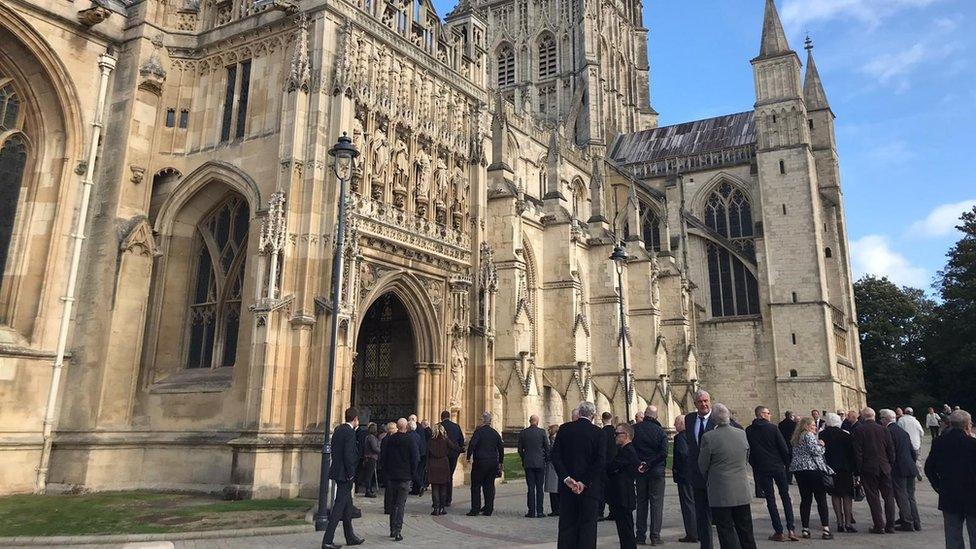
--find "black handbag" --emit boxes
[852,478,866,502]
[822,471,835,494]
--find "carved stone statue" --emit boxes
[450,334,466,408]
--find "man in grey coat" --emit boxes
[518,414,550,518]
[698,403,757,549]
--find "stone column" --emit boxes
[416,362,430,419]
[429,363,444,421]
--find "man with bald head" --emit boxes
[853,407,896,533]
[467,412,504,516]
[634,404,668,545]
[379,418,418,542]
[518,414,550,518]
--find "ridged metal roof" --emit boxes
[611,111,756,166]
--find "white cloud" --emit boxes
[781,0,940,31]
[851,234,929,287]
[859,41,956,91]
[908,199,976,237]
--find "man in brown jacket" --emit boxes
[852,407,897,534]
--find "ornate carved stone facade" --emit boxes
[0,0,864,497]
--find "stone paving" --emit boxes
[31,471,945,549]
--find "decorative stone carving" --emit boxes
[138,36,167,96]
[78,3,112,27]
[259,191,287,300]
[287,13,311,93]
[129,165,146,185]
[119,217,160,257]
[449,328,467,408]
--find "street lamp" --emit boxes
[610,241,632,423]
[315,133,359,531]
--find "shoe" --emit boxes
[394,534,403,542]
[483,510,493,516]
[466,509,480,516]
[801,528,811,539]
[869,527,885,534]
[433,509,441,515]
[788,531,800,541]
[346,538,365,546]
[768,533,788,542]
[885,527,895,533]
[896,524,915,532]
[650,540,661,546]
[548,512,559,517]
[678,537,698,543]
[821,529,833,540]
[364,493,377,498]
[636,540,647,546]
[322,544,342,549]
[850,517,856,524]
[845,526,857,533]
[914,522,922,531]
[525,512,535,518]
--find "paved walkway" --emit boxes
[31,472,945,549]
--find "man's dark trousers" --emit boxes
[557,484,599,549]
[388,480,410,536]
[677,482,698,541]
[525,467,545,516]
[610,503,637,549]
[446,453,458,506]
[635,473,665,543]
[712,505,757,549]
[470,462,497,514]
[944,510,976,549]
[322,481,355,545]
[756,470,795,534]
[862,472,896,530]
[694,487,714,549]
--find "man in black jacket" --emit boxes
[778,411,797,485]
[608,422,641,549]
[598,411,617,521]
[552,401,606,549]
[881,408,921,531]
[673,415,698,543]
[439,410,465,507]
[633,405,668,545]
[322,407,366,549]
[925,409,976,549]
[379,418,419,542]
[408,415,427,495]
[745,405,796,541]
[466,411,504,516]
[518,414,550,518]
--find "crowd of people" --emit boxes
[319,395,976,549]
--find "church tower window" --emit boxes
[220,60,252,142]
[639,201,662,252]
[0,81,26,283]
[538,34,557,79]
[186,194,249,369]
[704,182,760,317]
[497,44,515,87]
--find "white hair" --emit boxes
[481,411,492,424]
[861,407,876,420]
[824,412,842,428]
[712,403,731,426]
[578,401,596,419]
[904,407,914,415]
[694,389,710,402]
[878,409,896,422]
[949,410,972,430]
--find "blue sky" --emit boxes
[429,0,976,291]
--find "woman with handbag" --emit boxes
[790,416,834,540]
[820,413,857,533]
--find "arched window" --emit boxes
[538,167,547,199]
[703,182,759,317]
[497,44,515,87]
[538,34,557,79]
[638,201,662,252]
[571,179,585,218]
[186,194,249,368]
[0,80,27,282]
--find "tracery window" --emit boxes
[497,44,515,87]
[186,194,249,368]
[538,34,557,79]
[703,182,760,317]
[0,79,26,282]
[639,201,662,252]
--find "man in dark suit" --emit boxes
[925,409,976,549]
[607,422,641,549]
[852,407,896,534]
[811,409,825,432]
[466,411,504,516]
[439,410,464,507]
[746,405,796,541]
[321,407,366,549]
[633,405,668,545]
[379,417,418,542]
[552,401,606,549]
[518,414,550,518]
[880,409,921,531]
[408,415,427,495]
[353,408,371,494]
[598,412,617,521]
[778,411,797,485]
[673,414,698,543]
[685,390,718,549]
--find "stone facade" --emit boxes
[0,0,864,497]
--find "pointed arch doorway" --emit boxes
[352,293,417,425]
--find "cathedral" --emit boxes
[0,0,865,497]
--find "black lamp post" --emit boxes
[314,133,359,531]
[610,242,632,423]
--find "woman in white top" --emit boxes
[926,407,941,438]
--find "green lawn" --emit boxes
[503,442,675,482]
[0,491,313,537]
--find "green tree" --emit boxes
[927,206,976,411]
[854,275,934,411]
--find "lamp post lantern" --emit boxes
[314,133,359,531]
[610,242,632,422]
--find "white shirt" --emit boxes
[897,415,924,451]
[693,411,712,443]
[926,413,941,427]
